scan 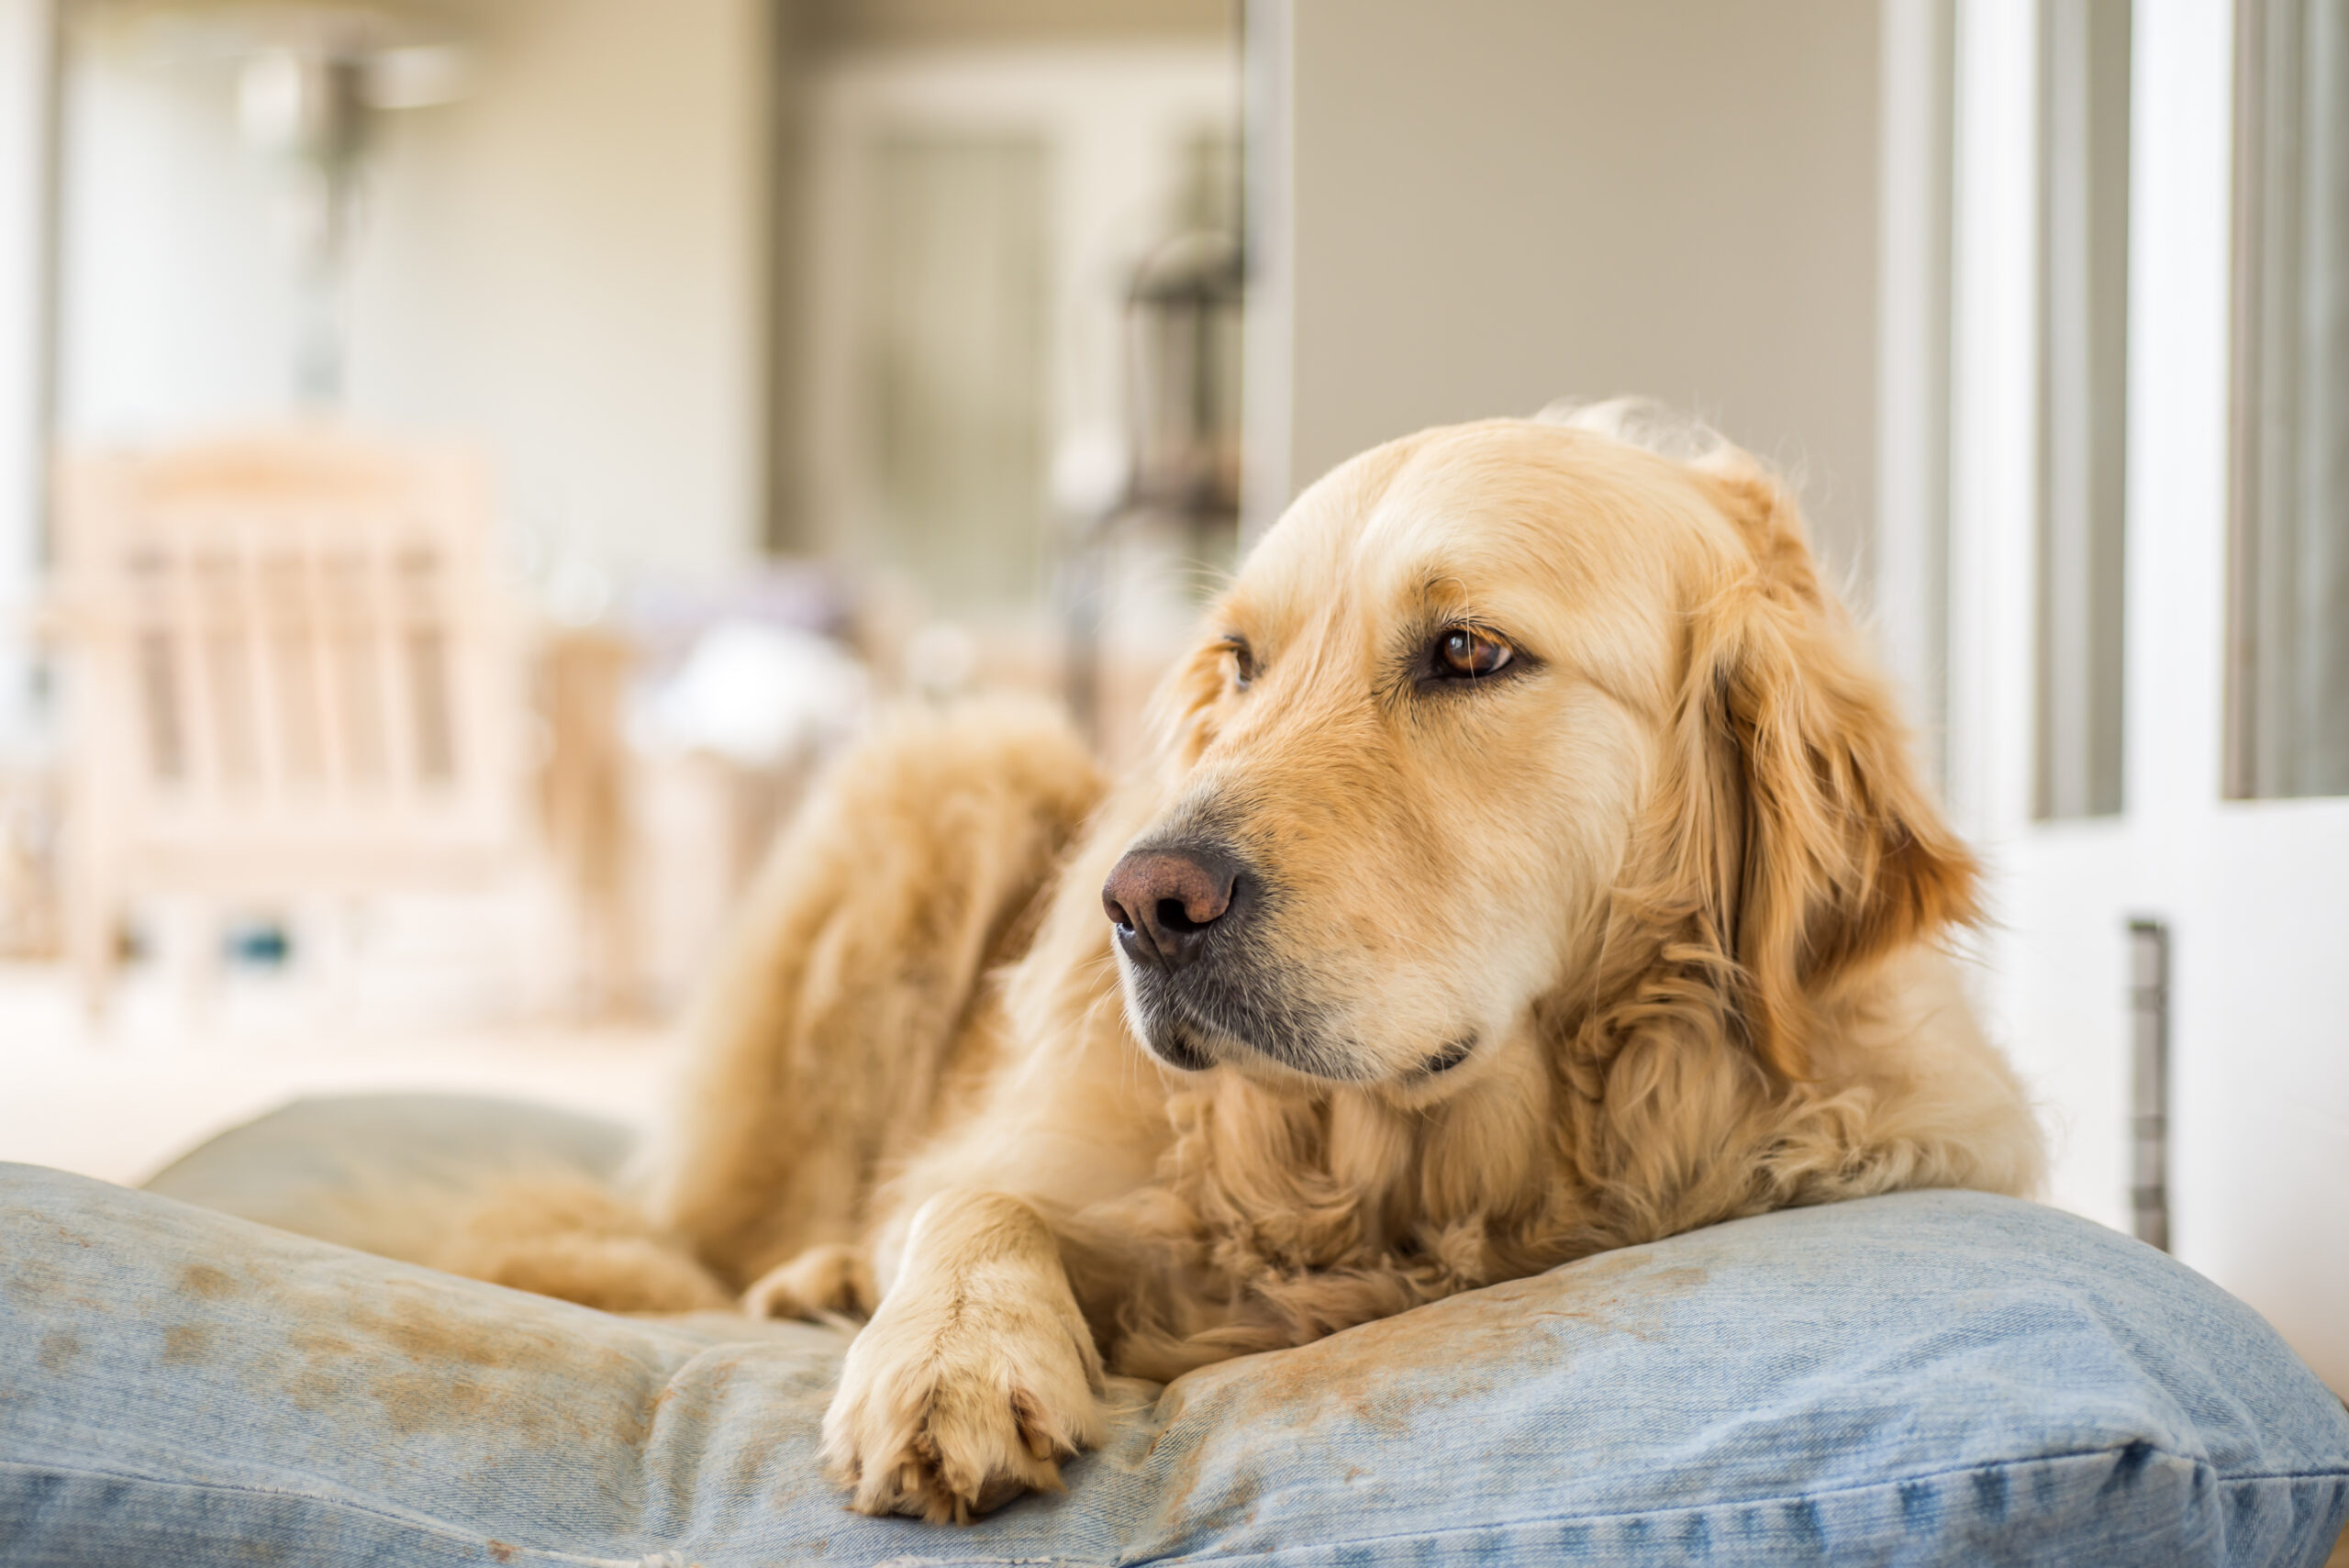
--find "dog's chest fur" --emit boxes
[1081,1064,1590,1379]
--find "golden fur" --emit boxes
[450,407,2043,1524]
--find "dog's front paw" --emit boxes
[819,1280,1105,1522]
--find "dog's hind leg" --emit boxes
[633,697,1106,1299]
[428,1167,735,1313]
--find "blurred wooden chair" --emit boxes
[50,428,531,1015]
[0,758,59,960]
[535,626,637,1018]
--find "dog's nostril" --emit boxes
[1157,896,1205,934]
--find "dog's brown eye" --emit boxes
[1434,628,1513,680]
[1223,637,1255,688]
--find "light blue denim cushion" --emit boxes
[138,1093,636,1258]
[4,1159,2344,1566]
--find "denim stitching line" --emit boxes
[1117,1446,2349,1566]
[0,1459,655,1567]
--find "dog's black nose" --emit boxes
[1102,846,1243,971]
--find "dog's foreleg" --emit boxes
[819,1189,1106,1524]
[632,699,1105,1291]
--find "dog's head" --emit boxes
[1103,407,1976,1095]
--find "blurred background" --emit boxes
[0,0,2339,1392]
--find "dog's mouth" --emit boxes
[1139,1017,1219,1073]
[1419,1037,1476,1075]
[1126,972,1477,1087]
[1124,970,1364,1082]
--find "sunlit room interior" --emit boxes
[0,0,1250,1174]
[0,1,2344,1555]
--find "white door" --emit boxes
[1947,0,2348,1395]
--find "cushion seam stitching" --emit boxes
[1,1449,2342,1562]
[1120,1446,2349,1565]
[0,1459,642,1565]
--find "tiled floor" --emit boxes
[0,961,674,1186]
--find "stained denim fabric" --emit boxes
[2,1161,2344,1566]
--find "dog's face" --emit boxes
[1103,417,1973,1095]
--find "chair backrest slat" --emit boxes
[58,429,520,877]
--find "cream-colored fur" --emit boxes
[447,408,2043,1525]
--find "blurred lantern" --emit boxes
[1062,225,1244,740]
[1125,228,1244,528]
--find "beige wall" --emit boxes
[1262,0,1882,579]
[58,0,773,579]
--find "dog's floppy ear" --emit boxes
[1142,633,1236,771]
[1665,461,1979,1081]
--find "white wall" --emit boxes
[1945,0,2349,1395]
[56,0,773,581]
[1252,0,1883,581]
[0,0,51,752]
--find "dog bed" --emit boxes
[1,1094,2343,1566]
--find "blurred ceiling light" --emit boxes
[234,40,470,150]
[86,0,476,406]
[80,0,466,61]
[236,49,370,170]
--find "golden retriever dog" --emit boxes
[442,403,2043,1525]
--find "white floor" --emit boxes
[0,961,674,1186]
